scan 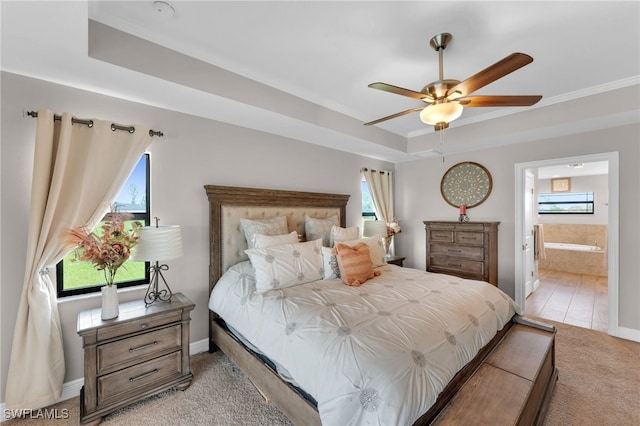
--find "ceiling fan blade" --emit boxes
[364,107,424,126]
[368,82,431,101]
[447,53,534,97]
[457,95,542,107]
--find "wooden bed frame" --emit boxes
[205,184,558,425]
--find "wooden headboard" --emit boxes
[204,185,350,297]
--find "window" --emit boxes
[57,154,150,297]
[538,191,594,214]
[361,180,377,228]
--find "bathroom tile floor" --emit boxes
[525,268,608,332]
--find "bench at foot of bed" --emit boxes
[431,318,558,426]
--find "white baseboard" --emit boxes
[1,338,210,422]
[612,325,640,342]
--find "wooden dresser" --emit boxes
[424,221,499,285]
[77,293,195,425]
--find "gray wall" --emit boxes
[0,72,392,401]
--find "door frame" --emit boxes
[514,151,619,336]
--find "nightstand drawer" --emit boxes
[97,350,181,405]
[430,243,484,260]
[97,311,182,341]
[430,255,484,275]
[455,232,484,245]
[97,325,181,374]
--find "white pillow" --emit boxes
[339,234,386,267]
[245,238,324,293]
[254,231,299,249]
[240,216,288,249]
[305,215,339,247]
[330,225,359,247]
[321,246,341,280]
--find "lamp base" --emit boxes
[145,262,173,306]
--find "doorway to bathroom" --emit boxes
[514,152,619,336]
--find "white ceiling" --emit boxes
[2,1,639,163]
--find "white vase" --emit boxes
[101,285,119,320]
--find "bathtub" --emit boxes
[539,242,607,276]
[544,242,603,252]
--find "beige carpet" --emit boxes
[5,320,639,425]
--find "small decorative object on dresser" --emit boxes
[424,221,499,285]
[77,293,195,425]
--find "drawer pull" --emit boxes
[448,263,462,267]
[129,368,159,382]
[140,324,148,329]
[461,237,478,240]
[129,341,158,352]
[447,249,462,253]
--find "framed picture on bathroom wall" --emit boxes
[551,177,571,192]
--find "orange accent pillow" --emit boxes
[333,242,381,286]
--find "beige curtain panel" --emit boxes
[362,168,395,255]
[362,168,395,224]
[5,109,152,410]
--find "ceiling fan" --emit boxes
[364,33,542,131]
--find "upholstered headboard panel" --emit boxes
[204,185,350,296]
[221,205,342,271]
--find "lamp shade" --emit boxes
[419,102,463,125]
[363,220,387,238]
[131,225,183,261]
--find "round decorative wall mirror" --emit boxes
[440,161,493,208]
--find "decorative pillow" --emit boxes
[321,246,341,280]
[305,215,339,247]
[333,242,381,286]
[240,216,288,249]
[339,235,386,267]
[330,225,359,247]
[254,231,299,249]
[245,238,324,293]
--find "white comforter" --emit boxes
[209,261,521,426]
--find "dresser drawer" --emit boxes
[455,232,484,245]
[430,255,485,275]
[430,230,454,243]
[97,311,183,341]
[97,325,181,374]
[97,350,182,405]
[430,243,484,260]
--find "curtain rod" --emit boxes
[361,167,391,174]
[27,111,163,137]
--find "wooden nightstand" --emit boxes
[385,256,406,267]
[77,293,195,425]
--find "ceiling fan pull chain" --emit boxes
[440,127,446,163]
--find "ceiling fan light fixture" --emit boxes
[419,102,463,125]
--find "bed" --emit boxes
[205,185,558,425]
